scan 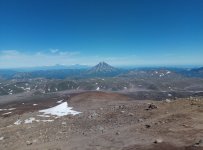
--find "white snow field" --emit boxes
[39,102,81,117]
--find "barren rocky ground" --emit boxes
[0,91,202,150]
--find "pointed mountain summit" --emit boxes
[88,62,118,74]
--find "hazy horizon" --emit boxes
[0,61,202,70]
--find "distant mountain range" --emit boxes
[0,62,120,79]
[1,62,203,97]
[9,64,90,72]
[0,62,203,79]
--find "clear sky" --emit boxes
[0,0,203,68]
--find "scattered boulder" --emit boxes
[82,132,86,136]
[154,138,163,144]
[138,118,144,122]
[0,137,4,141]
[194,139,203,147]
[198,139,203,146]
[128,113,134,116]
[119,105,126,109]
[165,99,171,103]
[88,112,98,119]
[121,111,125,114]
[114,106,119,109]
[32,139,38,143]
[26,141,32,145]
[182,124,189,127]
[147,104,158,110]
[98,126,104,133]
[62,122,66,125]
[145,124,151,128]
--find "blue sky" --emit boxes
[0,0,203,68]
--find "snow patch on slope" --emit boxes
[39,102,81,117]
[14,119,22,125]
[24,117,36,124]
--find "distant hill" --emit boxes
[191,67,203,73]
[181,67,203,78]
[0,70,18,79]
[119,69,183,79]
